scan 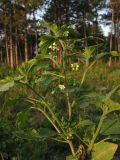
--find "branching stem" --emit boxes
[88,111,106,152]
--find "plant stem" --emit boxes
[88,111,106,152]
[68,141,76,156]
[74,131,88,146]
[31,106,61,133]
[80,69,87,86]
[51,138,68,143]
[62,48,72,121]
[66,92,72,121]
[26,83,67,136]
[26,83,44,100]
[80,61,96,86]
[0,152,4,160]
[41,100,67,135]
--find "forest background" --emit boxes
[0,0,113,67]
[0,0,120,160]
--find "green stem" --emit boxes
[88,111,106,152]
[61,47,72,121]
[74,131,88,146]
[80,69,87,86]
[66,92,72,121]
[43,71,65,79]
[30,106,61,134]
[26,83,44,100]
[51,138,68,143]
[68,141,76,156]
[26,84,67,136]
[80,61,96,86]
[40,100,67,136]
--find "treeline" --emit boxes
[0,0,43,67]
[0,0,112,67]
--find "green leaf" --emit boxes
[15,128,56,140]
[17,59,37,76]
[82,46,95,60]
[110,51,119,57]
[41,22,58,34]
[38,127,56,138]
[16,109,30,128]
[91,141,118,160]
[14,129,40,140]
[3,99,14,109]
[75,119,94,129]
[66,155,78,160]
[96,52,110,59]
[105,85,120,100]
[75,36,104,43]
[0,77,14,92]
[14,75,24,81]
[100,119,120,135]
[30,129,40,137]
[35,76,57,86]
[60,25,78,36]
[43,71,64,79]
[33,62,49,71]
[83,86,120,112]
[35,53,54,60]
[0,99,14,114]
[104,98,120,113]
[39,35,55,53]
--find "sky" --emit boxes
[101,24,111,36]
[99,9,111,37]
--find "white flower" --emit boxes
[49,42,57,51]
[58,84,65,91]
[49,45,52,49]
[53,42,56,46]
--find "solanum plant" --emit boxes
[0,23,120,160]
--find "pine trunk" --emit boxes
[83,8,87,47]
[0,44,2,62]
[15,28,18,66]
[5,26,9,65]
[9,3,13,68]
[25,29,28,63]
[33,12,38,54]
[10,22,13,68]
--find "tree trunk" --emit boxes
[33,12,38,55]
[35,30,38,55]
[4,3,9,65]
[9,2,13,68]
[15,28,18,66]
[18,40,22,62]
[83,8,87,47]
[57,49,62,65]
[117,20,120,53]
[25,29,28,63]
[108,7,115,67]
[109,33,112,67]
[0,43,2,62]
[10,21,13,68]
[5,26,9,65]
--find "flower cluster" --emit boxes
[63,31,69,37]
[49,42,59,51]
[71,63,79,71]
